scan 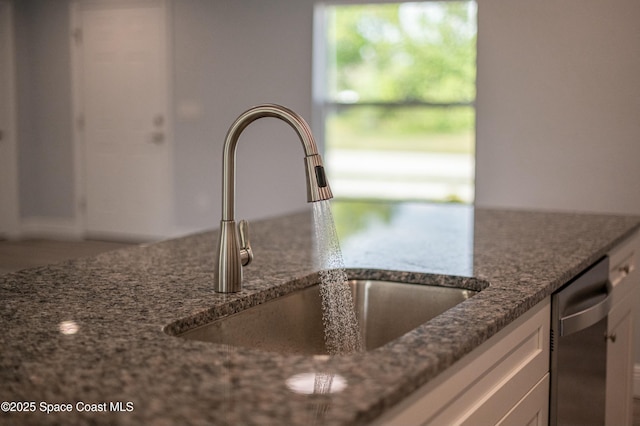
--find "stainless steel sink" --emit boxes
[175,279,477,355]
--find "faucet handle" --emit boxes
[239,220,253,266]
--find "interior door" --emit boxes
[75,1,171,240]
[0,0,19,239]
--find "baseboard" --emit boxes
[634,364,640,398]
[0,227,21,240]
[168,224,212,239]
[20,216,83,240]
[18,217,194,242]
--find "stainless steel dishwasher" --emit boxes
[550,256,611,426]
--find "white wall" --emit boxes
[15,0,74,220]
[171,0,317,232]
[475,0,640,215]
[14,0,640,234]
[158,0,640,232]
[0,1,20,239]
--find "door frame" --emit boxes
[0,0,20,240]
[69,0,174,240]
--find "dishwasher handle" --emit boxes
[560,289,612,336]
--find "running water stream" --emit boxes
[312,200,363,355]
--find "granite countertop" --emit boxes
[1,201,639,425]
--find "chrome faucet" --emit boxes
[214,104,333,293]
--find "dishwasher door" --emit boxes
[550,256,611,426]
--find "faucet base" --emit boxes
[214,220,243,293]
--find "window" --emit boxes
[314,1,477,203]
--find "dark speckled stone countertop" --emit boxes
[1,201,639,425]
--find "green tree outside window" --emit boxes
[319,2,477,204]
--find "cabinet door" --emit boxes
[606,231,638,426]
[606,288,635,426]
[497,374,550,426]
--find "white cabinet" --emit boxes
[376,231,638,426]
[376,299,550,426]
[497,373,549,426]
[606,231,638,426]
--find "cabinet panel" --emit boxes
[497,374,549,426]
[453,324,548,426]
[376,299,549,426]
[606,282,635,425]
[606,230,638,426]
[609,231,637,289]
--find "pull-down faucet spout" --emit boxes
[214,104,333,293]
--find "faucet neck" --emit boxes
[215,104,332,293]
[221,104,330,221]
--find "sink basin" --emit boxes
[174,279,477,355]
